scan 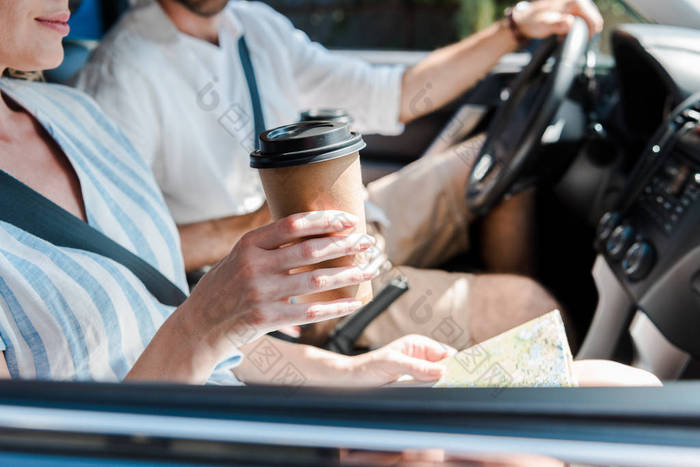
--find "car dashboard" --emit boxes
[577,23,700,375]
[613,24,700,140]
[595,96,700,355]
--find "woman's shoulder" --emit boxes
[3,78,107,122]
[2,78,151,172]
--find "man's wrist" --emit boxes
[505,1,531,46]
[213,204,269,246]
[254,202,271,227]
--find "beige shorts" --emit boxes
[357,135,485,349]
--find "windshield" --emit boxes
[263,0,647,52]
[627,0,700,29]
[597,0,648,53]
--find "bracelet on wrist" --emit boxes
[505,2,530,46]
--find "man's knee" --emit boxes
[476,274,556,310]
[509,275,559,318]
[468,274,559,343]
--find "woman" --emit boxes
[0,0,460,386]
[0,0,659,387]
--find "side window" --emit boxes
[595,0,647,55]
[261,0,645,52]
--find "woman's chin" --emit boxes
[22,47,65,72]
[44,51,65,71]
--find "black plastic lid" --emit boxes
[250,121,366,169]
[300,109,353,125]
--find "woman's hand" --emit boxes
[181,210,379,356]
[514,0,604,39]
[344,335,456,387]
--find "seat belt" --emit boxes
[238,36,266,150]
[0,170,187,307]
[325,276,409,355]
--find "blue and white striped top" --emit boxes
[0,78,241,384]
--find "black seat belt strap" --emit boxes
[325,276,409,355]
[0,170,187,307]
[238,36,266,150]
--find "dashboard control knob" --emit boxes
[622,241,656,281]
[596,211,621,245]
[606,225,635,261]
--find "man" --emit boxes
[76,0,603,349]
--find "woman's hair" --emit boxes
[2,69,44,82]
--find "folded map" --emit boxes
[393,310,578,388]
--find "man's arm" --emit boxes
[399,0,603,123]
[178,203,271,272]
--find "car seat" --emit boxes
[44,0,130,84]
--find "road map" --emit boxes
[393,310,577,388]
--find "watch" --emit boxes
[505,1,531,45]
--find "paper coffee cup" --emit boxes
[251,121,372,306]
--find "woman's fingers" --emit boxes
[390,334,455,362]
[414,335,455,362]
[251,211,359,250]
[272,298,365,327]
[226,299,362,346]
[386,352,446,382]
[274,233,377,269]
[272,263,381,300]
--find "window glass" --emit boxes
[596,0,648,54]
[261,0,646,52]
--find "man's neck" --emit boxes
[157,0,223,45]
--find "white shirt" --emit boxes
[76,0,405,224]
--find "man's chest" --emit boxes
[153,62,301,179]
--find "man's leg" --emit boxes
[368,132,538,275]
[366,135,484,268]
[479,188,537,276]
[357,266,560,349]
[302,134,548,348]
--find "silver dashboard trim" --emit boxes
[631,310,690,380]
[578,256,635,360]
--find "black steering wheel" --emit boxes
[466,18,590,215]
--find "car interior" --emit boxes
[47,0,700,381]
[2,0,700,464]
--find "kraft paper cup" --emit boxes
[251,121,372,307]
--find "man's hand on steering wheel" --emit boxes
[466,3,595,214]
[513,0,603,40]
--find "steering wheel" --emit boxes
[465,18,590,215]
